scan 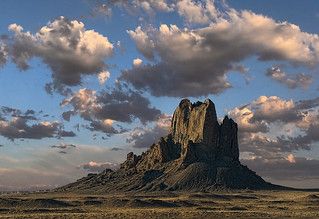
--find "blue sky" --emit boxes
[0,0,319,190]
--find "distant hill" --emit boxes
[58,99,286,193]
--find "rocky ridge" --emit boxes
[59,99,282,193]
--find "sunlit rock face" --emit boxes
[171,99,239,164]
[171,99,218,146]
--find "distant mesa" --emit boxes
[59,99,284,193]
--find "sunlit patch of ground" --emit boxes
[0,190,318,218]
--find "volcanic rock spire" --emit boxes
[59,99,281,193]
[171,99,239,164]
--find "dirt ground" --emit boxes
[0,190,318,218]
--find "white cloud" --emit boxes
[177,0,221,24]
[134,0,174,13]
[61,88,100,115]
[133,58,143,67]
[61,87,161,134]
[8,17,113,91]
[251,96,296,122]
[98,71,111,85]
[127,26,155,59]
[0,40,8,67]
[123,5,319,97]
[228,106,268,133]
[229,96,319,158]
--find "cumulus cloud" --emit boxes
[132,0,174,13]
[85,119,123,136]
[122,5,319,97]
[229,96,319,158]
[228,106,269,134]
[177,0,221,25]
[126,114,171,148]
[61,86,161,135]
[92,0,225,20]
[266,66,313,89]
[0,40,8,67]
[230,96,304,127]
[127,27,155,59]
[80,161,119,173]
[133,58,143,67]
[0,106,75,141]
[251,96,299,123]
[98,71,110,85]
[0,118,71,141]
[8,17,113,92]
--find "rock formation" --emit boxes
[59,99,282,193]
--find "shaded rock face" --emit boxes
[219,116,239,161]
[133,136,181,172]
[59,99,281,193]
[121,152,141,170]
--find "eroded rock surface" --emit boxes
[59,99,282,193]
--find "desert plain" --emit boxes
[0,190,318,218]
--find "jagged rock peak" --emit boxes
[177,99,216,111]
[219,116,239,161]
[171,99,219,147]
[59,98,280,193]
[122,99,240,168]
[170,99,240,164]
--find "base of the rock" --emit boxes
[58,154,284,194]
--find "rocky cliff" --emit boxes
[59,99,282,193]
[171,99,238,164]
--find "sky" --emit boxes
[0,0,319,190]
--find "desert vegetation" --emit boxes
[0,190,318,218]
